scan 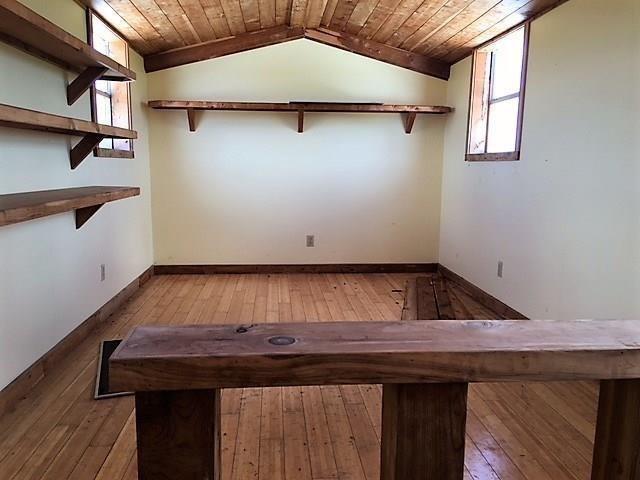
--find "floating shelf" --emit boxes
[0,0,136,105]
[0,103,138,169]
[148,100,453,134]
[0,186,140,229]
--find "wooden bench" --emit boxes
[111,320,640,480]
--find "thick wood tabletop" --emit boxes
[110,320,640,391]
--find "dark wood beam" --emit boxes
[187,108,196,132]
[304,28,450,80]
[142,26,451,79]
[70,133,105,169]
[67,67,108,106]
[403,112,417,133]
[144,26,305,73]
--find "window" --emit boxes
[466,25,529,162]
[88,12,133,157]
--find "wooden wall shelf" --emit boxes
[0,0,136,105]
[0,103,138,169]
[0,186,140,229]
[148,100,453,134]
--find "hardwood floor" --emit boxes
[0,273,599,479]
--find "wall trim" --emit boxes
[0,265,154,416]
[438,265,528,319]
[153,263,439,274]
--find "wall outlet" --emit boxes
[100,264,106,282]
[306,235,315,247]
[497,261,503,278]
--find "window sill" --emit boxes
[94,148,135,159]
[466,152,520,162]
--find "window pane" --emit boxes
[487,97,519,153]
[95,80,110,95]
[96,93,112,126]
[490,28,524,100]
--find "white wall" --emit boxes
[439,0,640,319]
[0,0,154,390]
[148,40,447,265]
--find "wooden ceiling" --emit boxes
[76,0,567,77]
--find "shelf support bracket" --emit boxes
[403,112,417,134]
[70,134,106,169]
[297,108,304,133]
[67,67,108,106]
[187,108,197,132]
[75,204,104,229]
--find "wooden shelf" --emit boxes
[0,103,138,169]
[0,0,136,105]
[0,186,140,229]
[148,100,453,134]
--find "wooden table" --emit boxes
[110,320,640,480]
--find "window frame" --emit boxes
[465,23,530,163]
[86,9,134,159]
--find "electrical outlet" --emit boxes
[100,264,106,282]
[306,235,315,247]
[497,261,503,278]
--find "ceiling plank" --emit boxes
[258,0,277,27]
[177,0,218,42]
[275,0,293,24]
[127,0,188,48]
[239,0,262,31]
[371,0,424,43]
[344,0,380,34]
[305,27,450,78]
[320,0,339,26]
[144,25,305,72]
[424,0,531,56]
[154,0,202,44]
[408,0,501,53]
[305,0,329,28]
[200,0,232,38]
[218,0,247,35]
[329,0,359,31]
[357,0,404,38]
[386,0,448,47]
[400,0,475,51]
[290,0,309,26]
[442,0,567,62]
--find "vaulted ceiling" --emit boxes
[76,0,567,78]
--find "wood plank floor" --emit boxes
[0,273,599,479]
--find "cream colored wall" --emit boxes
[439,0,640,319]
[148,40,447,265]
[0,0,154,390]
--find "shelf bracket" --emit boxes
[67,67,109,106]
[75,203,104,229]
[187,108,197,132]
[70,133,106,169]
[403,112,417,134]
[297,109,304,133]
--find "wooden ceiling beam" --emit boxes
[143,26,450,79]
[305,28,450,79]
[144,25,305,72]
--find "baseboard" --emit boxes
[154,263,438,275]
[438,265,528,320]
[0,265,154,416]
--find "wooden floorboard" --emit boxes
[0,273,598,479]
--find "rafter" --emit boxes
[144,26,305,72]
[143,26,451,79]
